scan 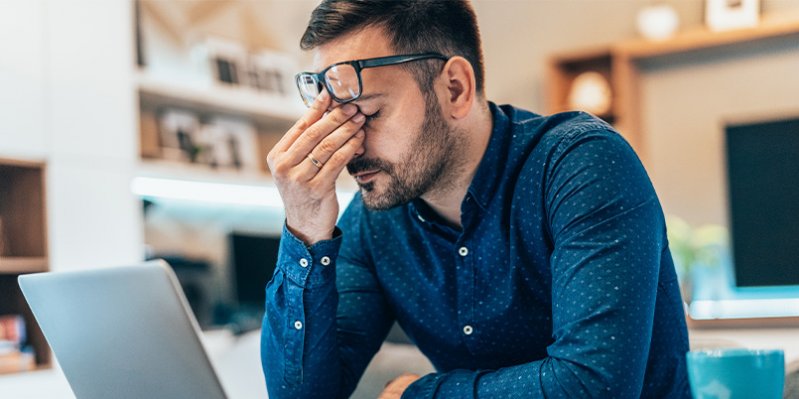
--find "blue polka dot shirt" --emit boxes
[262,103,691,398]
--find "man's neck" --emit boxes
[420,104,493,229]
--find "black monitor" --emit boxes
[229,232,280,307]
[725,116,799,287]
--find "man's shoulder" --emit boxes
[495,104,621,163]
[504,105,615,142]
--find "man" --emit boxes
[263,1,690,398]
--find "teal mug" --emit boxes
[686,348,785,399]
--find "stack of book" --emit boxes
[0,315,34,374]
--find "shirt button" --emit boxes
[320,256,331,266]
[299,258,309,268]
[458,247,469,257]
[463,325,473,335]
[294,320,303,330]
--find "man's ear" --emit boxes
[439,56,476,120]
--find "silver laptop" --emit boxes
[18,260,228,399]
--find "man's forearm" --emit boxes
[262,223,395,398]
[262,224,347,398]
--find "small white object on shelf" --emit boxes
[636,3,680,41]
[705,0,760,32]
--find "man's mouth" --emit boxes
[352,170,380,184]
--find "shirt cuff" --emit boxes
[277,223,342,288]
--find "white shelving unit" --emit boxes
[135,67,325,206]
[136,69,305,129]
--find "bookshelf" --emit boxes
[136,69,306,187]
[547,13,799,165]
[0,159,50,373]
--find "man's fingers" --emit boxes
[311,129,365,183]
[310,113,365,163]
[272,90,331,156]
[284,103,362,166]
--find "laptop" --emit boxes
[18,260,228,399]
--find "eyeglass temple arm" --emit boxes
[358,53,449,68]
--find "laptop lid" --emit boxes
[18,260,227,399]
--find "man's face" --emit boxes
[313,26,463,210]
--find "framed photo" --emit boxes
[206,116,260,172]
[705,0,760,32]
[158,109,201,163]
[248,50,298,97]
[205,37,249,86]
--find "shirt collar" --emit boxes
[465,101,512,210]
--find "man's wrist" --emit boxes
[285,222,334,247]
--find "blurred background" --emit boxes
[1,0,798,396]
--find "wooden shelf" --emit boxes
[0,257,48,274]
[0,159,50,374]
[548,13,799,164]
[615,13,799,59]
[136,69,304,129]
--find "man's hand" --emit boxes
[266,90,366,245]
[378,373,421,399]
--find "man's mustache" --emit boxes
[347,157,393,175]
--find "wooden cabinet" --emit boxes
[0,158,50,372]
[547,13,799,166]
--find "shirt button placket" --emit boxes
[458,245,474,343]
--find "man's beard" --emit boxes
[346,94,462,211]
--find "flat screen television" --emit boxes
[229,232,280,307]
[725,116,799,287]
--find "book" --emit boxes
[0,351,35,374]
[0,314,25,355]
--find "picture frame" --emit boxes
[157,109,201,163]
[204,37,249,86]
[705,0,760,32]
[248,50,298,97]
[206,116,260,172]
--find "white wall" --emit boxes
[0,1,48,159]
[642,41,799,226]
[0,0,143,271]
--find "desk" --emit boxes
[1,327,796,398]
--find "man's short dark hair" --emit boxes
[300,0,485,96]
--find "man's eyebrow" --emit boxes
[354,93,384,103]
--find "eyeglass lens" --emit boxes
[298,64,363,107]
[325,64,360,102]
[298,75,321,106]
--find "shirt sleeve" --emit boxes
[261,198,396,398]
[403,129,672,398]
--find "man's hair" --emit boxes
[300,0,485,96]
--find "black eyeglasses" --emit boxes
[295,52,449,107]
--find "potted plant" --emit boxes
[666,216,729,305]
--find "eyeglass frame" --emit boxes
[294,52,450,106]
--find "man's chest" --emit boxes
[369,211,555,371]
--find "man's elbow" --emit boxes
[541,357,643,398]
